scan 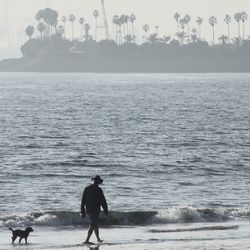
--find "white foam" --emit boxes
[34,214,59,226]
[0,207,250,229]
[154,206,233,224]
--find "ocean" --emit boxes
[0,73,250,249]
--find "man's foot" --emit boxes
[82,241,95,245]
[97,239,103,243]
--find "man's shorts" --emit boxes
[88,214,99,226]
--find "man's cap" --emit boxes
[92,175,103,184]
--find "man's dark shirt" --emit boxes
[81,184,108,215]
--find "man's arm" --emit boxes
[99,189,108,215]
[80,190,86,218]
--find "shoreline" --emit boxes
[1,221,250,250]
[1,71,250,74]
[1,56,250,73]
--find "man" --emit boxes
[81,175,108,244]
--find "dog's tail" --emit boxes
[9,228,14,232]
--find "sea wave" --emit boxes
[0,207,249,228]
[149,225,239,233]
[0,211,157,228]
[154,207,230,223]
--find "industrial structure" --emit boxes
[99,0,110,40]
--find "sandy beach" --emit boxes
[1,221,250,250]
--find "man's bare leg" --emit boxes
[94,226,103,243]
[84,226,94,244]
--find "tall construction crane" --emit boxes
[100,0,110,40]
[0,0,13,47]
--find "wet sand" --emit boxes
[1,221,250,250]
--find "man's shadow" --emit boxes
[82,244,100,250]
[86,246,99,250]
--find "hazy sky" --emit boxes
[0,0,250,48]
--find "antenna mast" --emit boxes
[100,0,110,40]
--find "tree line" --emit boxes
[25,8,248,47]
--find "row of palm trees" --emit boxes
[61,11,100,41]
[112,14,136,45]
[35,8,58,38]
[62,10,102,41]
[25,8,100,42]
[25,8,248,48]
[171,12,248,46]
[119,11,248,46]
[61,14,91,41]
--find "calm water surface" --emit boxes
[0,73,249,215]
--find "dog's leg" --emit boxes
[19,237,22,243]
[12,236,17,244]
[25,237,28,244]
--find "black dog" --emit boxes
[9,227,34,244]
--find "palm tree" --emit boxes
[35,9,45,36]
[232,37,243,48]
[113,15,120,44]
[234,12,242,39]
[124,34,133,43]
[119,15,127,39]
[142,24,149,42]
[218,35,228,46]
[155,26,159,38]
[35,9,44,23]
[93,10,99,41]
[184,15,191,42]
[176,31,186,46]
[79,17,85,38]
[179,18,186,32]
[196,17,203,40]
[117,16,123,45]
[224,15,231,40]
[25,25,35,39]
[129,14,136,42]
[58,25,64,36]
[179,18,186,43]
[43,8,58,36]
[69,14,76,40]
[123,15,130,36]
[241,12,248,40]
[174,13,181,33]
[61,16,67,38]
[208,16,217,45]
[84,23,91,40]
[191,28,198,43]
[148,33,158,44]
[37,22,45,39]
[35,8,57,37]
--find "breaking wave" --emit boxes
[0,211,157,228]
[0,207,250,228]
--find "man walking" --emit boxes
[81,175,108,244]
